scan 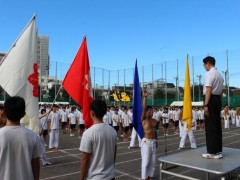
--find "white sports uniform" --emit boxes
[141,138,157,179]
[60,111,68,123]
[103,114,110,125]
[68,112,77,125]
[224,114,230,129]
[179,121,197,149]
[48,111,60,149]
[38,121,51,165]
[230,109,236,125]
[236,115,240,127]
[129,128,141,148]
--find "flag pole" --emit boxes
[0,14,37,66]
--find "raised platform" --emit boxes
[159,146,240,180]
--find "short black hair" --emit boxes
[41,108,46,114]
[203,56,216,66]
[90,100,107,119]
[53,104,58,108]
[4,96,25,122]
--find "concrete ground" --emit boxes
[40,124,240,180]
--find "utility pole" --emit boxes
[226,49,230,106]
[196,74,202,101]
[222,70,227,104]
[152,64,154,106]
[177,59,179,101]
[173,76,178,100]
[102,68,104,100]
[192,57,195,101]
[55,61,57,100]
[165,61,167,105]
[142,66,144,90]
[93,67,96,99]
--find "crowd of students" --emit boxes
[1,99,240,180]
[37,103,240,150]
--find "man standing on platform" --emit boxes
[141,91,158,180]
[202,56,224,159]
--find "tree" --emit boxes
[154,88,176,99]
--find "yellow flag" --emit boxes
[182,55,192,131]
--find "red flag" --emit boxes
[62,37,93,128]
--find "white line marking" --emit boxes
[40,171,80,180]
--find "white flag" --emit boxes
[0,16,39,133]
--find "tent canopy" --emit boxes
[170,101,203,107]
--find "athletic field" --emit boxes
[40,125,240,180]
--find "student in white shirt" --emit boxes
[60,106,68,134]
[128,107,133,137]
[162,107,169,136]
[39,109,49,146]
[0,96,43,180]
[79,100,117,180]
[223,105,230,130]
[230,108,236,125]
[122,108,130,142]
[107,106,113,125]
[173,107,180,133]
[77,108,85,138]
[103,113,110,125]
[38,112,52,166]
[48,104,61,150]
[236,107,240,127]
[197,108,205,130]
[68,107,78,137]
[112,108,120,138]
[179,120,197,149]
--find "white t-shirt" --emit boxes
[107,111,112,124]
[152,112,158,120]
[78,111,84,125]
[103,114,110,125]
[40,116,48,130]
[0,126,44,180]
[112,114,120,126]
[231,110,236,118]
[169,110,173,119]
[173,110,179,121]
[198,110,204,120]
[162,112,169,124]
[60,111,68,122]
[79,123,117,180]
[118,109,123,117]
[192,110,197,121]
[122,113,129,127]
[68,112,77,125]
[127,111,133,124]
[48,111,60,129]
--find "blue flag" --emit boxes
[132,60,144,139]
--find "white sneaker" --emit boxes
[202,153,223,159]
[128,146,134,149]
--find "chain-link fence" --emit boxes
[1,49,240,107]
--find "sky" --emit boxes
[0,0,240,87]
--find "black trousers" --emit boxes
[204,95,222,154]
